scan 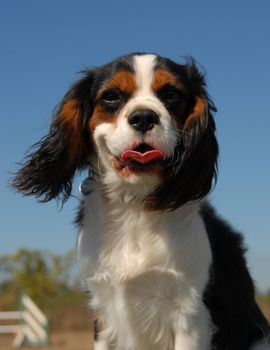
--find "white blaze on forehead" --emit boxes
[133,54,157,94]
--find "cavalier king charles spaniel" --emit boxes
[13,53,269,349]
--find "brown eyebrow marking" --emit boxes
[96,70,137,98]
[89,70,137,133]
[152,68,184,92]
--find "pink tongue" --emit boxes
[121,150,165,165]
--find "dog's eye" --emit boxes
[158,85,183,106]
[101,90,122,103]
[99,89,127,112]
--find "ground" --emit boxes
[1,295,269,349]
[0,330,93,350]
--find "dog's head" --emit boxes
[12,53,218,210]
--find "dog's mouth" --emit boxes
[121,143,165,165]
[112,143,166,175]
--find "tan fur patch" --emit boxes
[89,70,137,133]
[58,98,84,162]
[152,68,183,92]
[183,97,206,129]
[97,70,136,98]
[88,104,117,134]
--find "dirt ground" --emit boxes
[1,301,269,350]
[0,330,93,350]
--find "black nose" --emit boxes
[128,109,159,133]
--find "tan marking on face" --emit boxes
[183,97,206,129]
[151,68,183,92]
[89,70,137,133]
[152,68,189,131]
[96,70,136,98]
[88,104,118,134]
[58,98,84,162]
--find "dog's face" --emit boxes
[12,53,218,210]
[90,54,180,187]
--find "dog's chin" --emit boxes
[110,155,164,186]
[113,156,163,177]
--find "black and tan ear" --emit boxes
[147,61,218,211]
[12,72,95,203]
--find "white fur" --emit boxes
[77,180,213,349]
[133,54,156,94]
[78,186,269,349]
[94,340,109,350]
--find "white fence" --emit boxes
[0,293,49,347]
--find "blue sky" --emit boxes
[1,0,269,292]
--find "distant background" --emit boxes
[1,0,269,295]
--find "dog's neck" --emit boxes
[87,168,200,221]
[97,169,158,207]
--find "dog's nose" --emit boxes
[128,109,159,133]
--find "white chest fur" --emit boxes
[77,185,213,350]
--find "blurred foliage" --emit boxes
[0,248,83,311]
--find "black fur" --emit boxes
[202,204,269,349]
[11,73,96,202]
[75,199,85,227]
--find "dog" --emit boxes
[13,53,270,349]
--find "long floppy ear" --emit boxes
[146,61,218,210]
[12,72,95,203]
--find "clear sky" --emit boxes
[1,0,269,292]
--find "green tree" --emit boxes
[0,248,78,310]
